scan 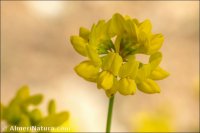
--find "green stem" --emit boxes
[106,95,115,133]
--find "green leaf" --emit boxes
[48,100,56,115]
[70,36,88,56]
[74,60,100,82]
[149,52,162,70]
[150,67,169,80]
[137,79,160,94]
[38,112,69,127]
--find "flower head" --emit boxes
[70,13,169,97]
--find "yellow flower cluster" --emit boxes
[1,86,69,132]
[70,13,169,97]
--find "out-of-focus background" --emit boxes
[1,1,199,132]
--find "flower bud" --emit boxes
[137,79,160,94]
[74,61,99,82]
[97,71,114,90]
[118,78,137,95]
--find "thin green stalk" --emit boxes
[106,95,115,133]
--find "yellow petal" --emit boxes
[148,34,164,54]
[86,45,102,66]
[135,64,151,83]
[150,67,169,80]
[105,78,118,98]
[137,79,160,94]
[79,27,90,40]
[74,61,99,82]
[119,57,139,79]
[149,52,162,70]
[102,52,123,76]
[97,71,114,90]
[118,78,137,95]
[70,36,88,56]
[139,19,152,34]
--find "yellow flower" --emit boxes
[70,13,169,97]
[97,71,114,90]
[118,78,137,95]
[137,79,160,94]
[74,60,99,82]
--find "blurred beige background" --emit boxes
[1,1,199,132]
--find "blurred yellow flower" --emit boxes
[132,105,174,132]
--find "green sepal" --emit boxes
[97,40,115,54]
